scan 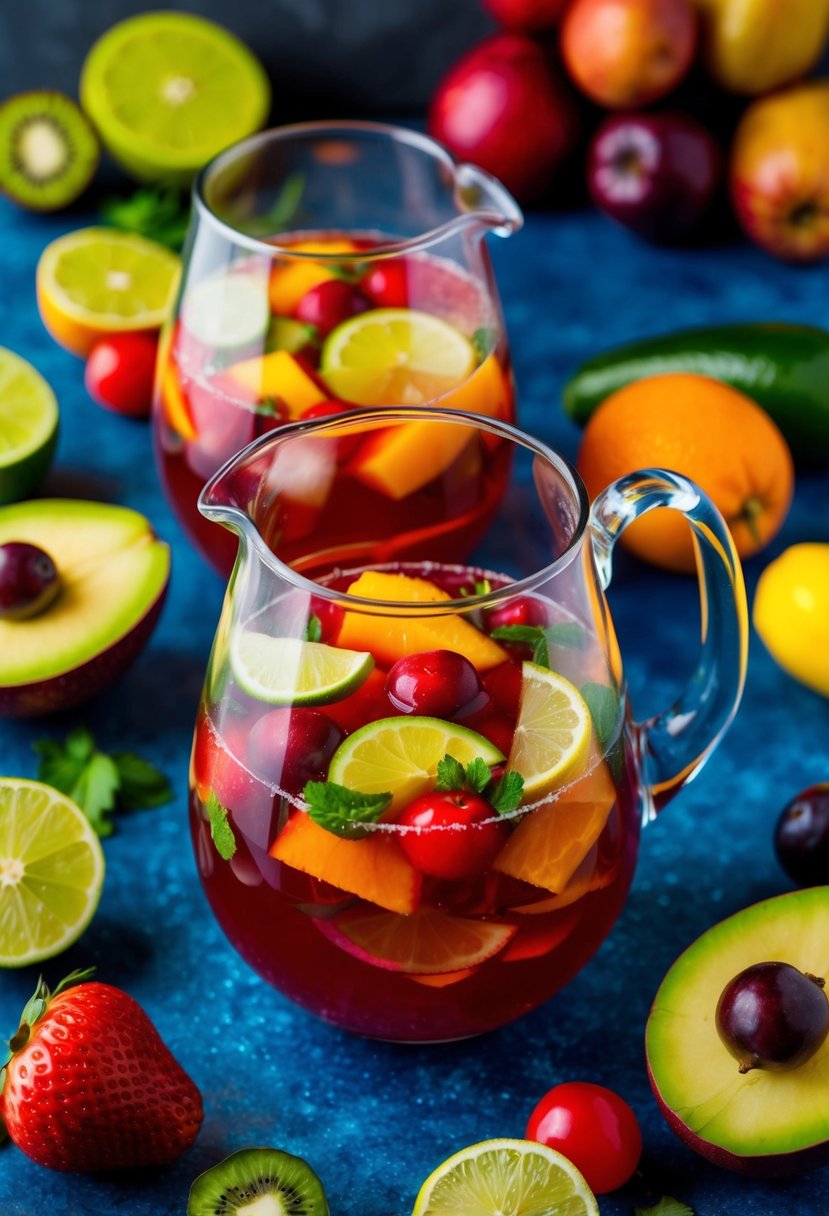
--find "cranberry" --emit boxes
[397,789,509,879]
[716,961,829,1073]
[775,785,829,887]
[0,542,60,619]
[385,649,490,720]
[246,708,344,796]
[293,279,371,338]
[359,259,410,308]
[299,400,361,461]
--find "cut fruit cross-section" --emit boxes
[181,272,270,352]
[231,633,374,706]
[317,906,516,974]
[0,347,59,505]
[507,662,592,802]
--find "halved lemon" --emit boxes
[318,906,516,974]
[508,663,592,803]
[328,716,504,813]
[321,308,476,406]
[0,348,59,505]
[37,228,180,356]
[412,1139,599,1216]
[0,778,105,967]
[231,633,374,706]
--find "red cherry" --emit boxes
[397,790,509,879]
[246,708,344,795]
[483,660,524,717]
[525,1081,642,1194]
[385,649,490,720]
[299,400,361,460]
[84,331,159,418]
[359,259,410,308]
[308,593,345,643]
[293,279,371,338]
[484,595,547,632]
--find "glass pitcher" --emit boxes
[152,120,523,575]
[189,408,747,1043]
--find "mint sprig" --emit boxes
[304,781,392,839]
[489,770,524,814]
[206,791,237,861]
[490,622,586,668]
[33,727,172,838]
[435,753,524,814]
[100,187,190,251]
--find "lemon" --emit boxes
[231,633,375,706]
[37,228,180,357]
[0,348,59,504]
[508,663,592,803]
[328,717,504,812]
[80,11,270,185]
[753,543,829,697]
[0,779,105,967]
[412,1138,599,1216]
[321,308,476,406]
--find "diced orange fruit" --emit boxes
[321,905,516,974]
[268,240,361,315]
[269,811,421,915]
[409,968,478,988]
[349,353,509,500]
[508,845,618,915]
[160,362,197,441]
[223,349,328,418]
[493,752,617,894]
[336,570,508,671]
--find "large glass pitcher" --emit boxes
[189,409,747,1042]
[153,120,523,574]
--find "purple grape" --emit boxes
[716,961,829,1073]
[775,785,829,887]
[0,542,60,619]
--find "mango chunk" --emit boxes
[223,350,327,418]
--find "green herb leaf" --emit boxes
[489,770,524,814]
[544,621,586,649]
[71,753,121,837]
[206,791,237,861]
[304,781,392,839]
[490,624,550,668]
[635,1198,694,1216]
[100,187,190,251]
[475,578,492,596]
[471,326,497,362]
[581,682,621,753]
[435,754,467,792]
[305,614,322,643]
[465,757,491,795]
[112,752,173,811]
[245,172,306,236]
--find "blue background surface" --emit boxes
[0,191,828,1216]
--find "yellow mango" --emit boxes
[223,350,327,417]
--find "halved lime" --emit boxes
[328,716,504,812]
[0,778,105,967]
[412,1139,599,1216]
[321,308,476,406]
[509,663,592,803]
[182,271,270,351]
[232,632,374,705]
[0,348,59,504]
[80,12,271,184]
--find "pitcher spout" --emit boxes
[453,162,524,238]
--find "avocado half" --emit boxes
[646,887,829,1177]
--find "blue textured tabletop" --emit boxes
[1,193,828,1216]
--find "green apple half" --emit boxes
[0,499,170,717]
[646,887,829,1176]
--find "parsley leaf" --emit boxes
[489,770,524,814]
[435,755,466,792]
[206,791,237,861]
[304,781,392,839]
[465,757,491,795]
[635,1198,694,1216]
[305,614,322,643]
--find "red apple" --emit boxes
[482,0,569,32]
[588,112,721,243]
[428,33,580,203]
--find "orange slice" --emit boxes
[409,968,478,988]
[268,239,362,315]
[509,845,619,915]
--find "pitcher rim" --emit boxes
[198,408,592,612]
[192,119,519,261]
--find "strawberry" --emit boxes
[0,969,203,1172]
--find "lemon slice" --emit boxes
[412,1139,599,1216]
[0,778,105,967]
[80,11,271,184]
[321,308,476,406]
[232,633,374,705]
[328,717,504,813]
[182,271,271,351]
[0,348,59,505]
[508,663,592,803]
[37,228,180,357]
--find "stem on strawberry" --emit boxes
[4,967,96,1064]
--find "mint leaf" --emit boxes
[65,726,95,762]
[465,757,491,794]
[305,614,322,643]
[490,770,524,814]
[206,791,236,861]
[581,682,620,753]
[475,579,493,596]
[435,754,466,792]
[471,326,497,362]
[544,621,585,649]
[112,752,173,811]
[100,187,190,251]
[490,624,550,668]
[246,171,306,236]
[71,753,121,837]
[304,781,392,839]
[635,1198,694,1216]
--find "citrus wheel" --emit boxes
[0,348,59,504]
[507,663,592,803]
[231,633,374,705]
[318,906,516,974]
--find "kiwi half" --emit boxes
[0,91,99,211]
[188,1147,330,1215]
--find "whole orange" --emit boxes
[576,373,794,573]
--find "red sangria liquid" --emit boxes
[154,235,516,575]
[190,561,640,1042]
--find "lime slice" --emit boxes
[328,716,504,812]
[0,778,105,967]
[508,663,592,803]
[182,272,270,350]
[232,632,374,705]
[0,348,59,504]
[321,308,476,406]
[412,1139,599,1216]
[80,12,271,184]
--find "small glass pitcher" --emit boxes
[189,408,747,1042]
[153,120,523,574]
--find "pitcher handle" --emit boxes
[588,468,749,820]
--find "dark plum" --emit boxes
[0,542,60,619]
[716,961,829,1073]
[385,649,490,720]
[775,785,829,887]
